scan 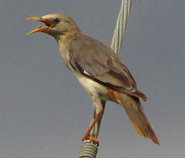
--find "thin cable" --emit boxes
[111,0,132,54]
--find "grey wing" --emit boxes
[69,35,147,101]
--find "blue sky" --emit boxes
[0,0,185,157]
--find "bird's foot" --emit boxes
[82,134,99,146]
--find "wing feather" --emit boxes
[69,35,147,100]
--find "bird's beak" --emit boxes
[27,17,52,35]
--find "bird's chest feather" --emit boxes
[75,73,108,98]
[58,42,73,70]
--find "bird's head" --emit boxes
[27,13,79,38]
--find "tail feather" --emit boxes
[114,92,159,145]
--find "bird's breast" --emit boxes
[57,41,73,70]
[75,73,108,99]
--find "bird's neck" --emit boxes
[55,29,84,70]
[55,26,82,42]
[55,28,84,52]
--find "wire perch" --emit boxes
[78,0,133,157]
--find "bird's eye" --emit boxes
[53,18,60,24]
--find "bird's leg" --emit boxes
[90,100,106,137]
[82,110,103,146]
[82,95,103,146]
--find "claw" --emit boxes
[82,134,99,146]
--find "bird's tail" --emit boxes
[114,92,159,145]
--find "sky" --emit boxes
[0,0,185,157]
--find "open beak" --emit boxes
[27,17,52,35]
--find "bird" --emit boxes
[27,13,159,145]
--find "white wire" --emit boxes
[111,0,132,54]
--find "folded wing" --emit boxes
[69,35,147,101]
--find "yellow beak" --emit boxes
[27,17,50,35]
